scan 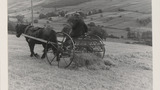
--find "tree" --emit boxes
[59,11,65,17]
[48,17,53,21]
[34,19,38,23]
[142,31,152,46]
[88,25,108,40]
[46,12,58,17]
[125,27,130,31]
[46,21,50,24]
[98,9,103,13]
[16,15,24,23]
[88,22,96,27]
[39,13,46,19]
[100,14,103,17]
[142,31,152,39]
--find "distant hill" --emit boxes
[8,0,151,13]
[42,0,91,8]
[8,0,152,39]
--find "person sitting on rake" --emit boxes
[67,13,88,38]
[62,14,88,50]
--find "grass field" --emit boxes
[8,35,152,90]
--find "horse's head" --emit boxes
[15,23,28,37]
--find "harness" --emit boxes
[23,25,58,50]
[24,25,33,34]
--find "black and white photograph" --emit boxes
[2,0,158,90]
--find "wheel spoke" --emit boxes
[63,58,68,65]
[50,55,56,63]
[56,32,75,68]
[62,36,66,43]
[45,42,57,65]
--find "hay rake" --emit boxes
[23,32,105,68]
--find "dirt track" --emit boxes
[8,35,152,90]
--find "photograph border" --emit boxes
[0,0,8,90]
[1,0,160,90]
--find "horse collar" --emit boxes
[24,25,33,34]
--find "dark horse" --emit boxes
[15,24,58,59]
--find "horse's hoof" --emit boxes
[30,54,33,57]
[34,53,40,58]
[41,56,45,59]
[34,53,37,55]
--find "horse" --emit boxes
[15,23,59,60]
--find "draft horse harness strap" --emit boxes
[22,25,58,50]
[24,25,33,34]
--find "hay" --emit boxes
[135,63,152,70]
[103,59,116,67]
[72,53,113,70]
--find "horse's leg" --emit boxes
[28,42,34,57]
[53,45,60,61]
[32,44,39,57]
[41,43,46,59]
[28,42,38,57]
[26,38,34,57]
[56,50,60,61]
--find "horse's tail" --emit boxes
[49,30,58,43]
[47,30,58,53]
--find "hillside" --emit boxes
[42,0,91,8]
[8,0,152,40]
[8,0,151,13]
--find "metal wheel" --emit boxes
[45,38,58,66]
[74,36,92,53]
[56,32,75,68]
[86,35,105,58]
[74,35,105,58]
